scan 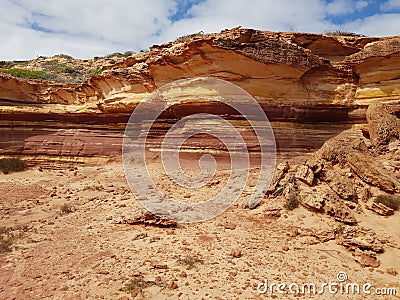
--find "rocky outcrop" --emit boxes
[270,103,400,223]
[267,102,399,266]
[116,210,177,227]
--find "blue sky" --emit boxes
[0,0,399,60]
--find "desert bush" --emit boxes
[123,275,161,293]
[324,30,365,37]
[284,192,299,210]
[0,158,27,174]
[176,254,204,269]
[60,203,74,214]
[176,31,204,41]
[374,195,400,211]
[0,227,13,253]
[55,53,73,60]
[0,237,12,253]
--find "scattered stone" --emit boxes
[132,233,148,240]
[223,223,237,230]
[169,280,178,290]
[230,248,242,258]
[153,264,168,269]
[366,201,395,216]
[387,268,398,276]
[149,236,161,243]
[288,228,299,238]
[358,251,381,268]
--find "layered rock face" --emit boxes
[0,28,399,161]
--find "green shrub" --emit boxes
[374,195,400,211]
[0,158,27,174]
[0,68,48,80]
[90,68,102,75]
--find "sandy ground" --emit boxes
[0,158,399,300]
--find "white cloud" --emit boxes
[326,0,370,16]
[380,0,400,12]
[0,0,397,60]
[355,0,369,10]
[160,0,331,41]
[326,0,355,15]
[0,0,178,60]
[341,13,400,36]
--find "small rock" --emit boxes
[230,248,242,258]
[264,208,281,219]
[132,233,147,240]
[223,223,236,230]
[359,252,380,268]
[153,264,168,269]
[150,236,161,243]
[131,289,140,298]
[169,280,178,290]
[387,268,398,276]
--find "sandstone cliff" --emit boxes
[1,28,399,117]
[1,28,399,161]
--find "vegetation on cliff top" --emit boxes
[324,29,365,37]
[0,54,103,83]
[0,67,49,80]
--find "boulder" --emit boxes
[367,103,400,146]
